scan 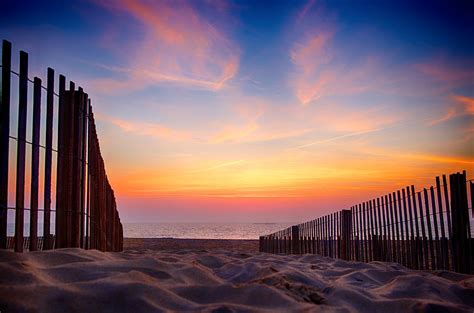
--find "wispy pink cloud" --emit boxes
[415,61,474,89]
[108,117,192,142]
[288,126,392,150]
[290,31,333,105]
[92,0,239,93]
[428,94,474,126]
[312,103,398,133]
[297,0,317,23]
[289,30,386,105]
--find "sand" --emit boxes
[0,238,473,312]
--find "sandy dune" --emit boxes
[0,241,473,312]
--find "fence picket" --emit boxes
[0,40,122,253]
[0,40,11,249]
[14,51,28,253]
[43,68,54,250]
[29,77,41,251]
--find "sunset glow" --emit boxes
[1,0,473,222]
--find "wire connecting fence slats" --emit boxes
[260,171,474,274]
[0,39,123,252]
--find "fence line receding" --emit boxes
[260,171,473,274]
[0,40,123,252]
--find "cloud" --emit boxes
[289,30,388,106]
[288,126,392,150]
[208,99,315,144]
[414,61,474,90]
[191,160,245,173]
[108,117,192,142]
[92,0,239,93]
[290,31,333,105]
[297,0,317,23]
[428,94,474,126]
[312,103,398,133]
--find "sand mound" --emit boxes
[0,247,473,312]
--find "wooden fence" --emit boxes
[0,40,123,252]
[260,171,474,274]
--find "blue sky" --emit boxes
[1,0,473,222]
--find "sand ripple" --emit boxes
[0,248,473,312]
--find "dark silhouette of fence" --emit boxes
[0,40,123,252]
[260,171,473,274]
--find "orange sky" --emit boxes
[2,0,473,222]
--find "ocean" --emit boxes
[123,222,294,240]
[9,220,474,240]
[7,222,294,240]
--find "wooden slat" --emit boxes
[315,219,318,254]
[416,191,428,269]
[354,205,362,261]
[402,189,411,268]
[364,203,368,261]
[0,40,12,249]
[320,217,324,255]
[443,174,454,271]
[390,193,399,264]
[406,187,415,268]
[471,181,474,218]
[14,51,28,253]
[435,178,446,240]
[80,94,88,248]
[71,88,84,247]
[320,216,326,256]
[411,186,420,269]
[357,204,362,261]
[382,196,389,262]
[291,225,299,254]
[423,188,435,270]
[435,177,448,269]
[29,77,41,251]
[396,191,406,266]
[43,68,54,250]
[84,102,91,250]
[430,186,440,269]
[323,217,326,256]
[376,198,382,261]
[55,75,66,248]
[368,200,374,261]
[384,195,392,262]
[449,173,471,273]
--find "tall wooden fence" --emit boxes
[0,40,123,252]
[260,171,473,274]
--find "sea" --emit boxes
[9,220,474,240]
[7,222,295,240]
[123,223,294,240]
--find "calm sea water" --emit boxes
[123,223,294,240]
[8,220,474,240]
[7,222,294,239]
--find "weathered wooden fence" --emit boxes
[260,171,474,274]
[0,40,123,252]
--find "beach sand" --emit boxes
[0,238,473,312]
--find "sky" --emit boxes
[1,0,473,223]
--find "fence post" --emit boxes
[449,172,471,274]
[14,51,28,253]
[340,209,352,260]
[29,77,41,251]
[43,68,54,250]
[292,225,300,254]
[0,40,11,249]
